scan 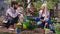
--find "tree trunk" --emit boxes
[55,2,58,17]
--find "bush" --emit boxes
[51,20,57,23]
[55,23,60,34]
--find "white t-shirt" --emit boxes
[42,13,46,17]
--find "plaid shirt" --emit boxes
[3,7,18,23]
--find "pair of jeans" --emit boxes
[45,18,52,28]
[37,21,45,29]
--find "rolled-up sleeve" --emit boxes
[6,9,11,16]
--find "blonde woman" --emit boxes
[37,2,50,34]
[39,3,49,21]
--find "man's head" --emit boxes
[11,1,18,10]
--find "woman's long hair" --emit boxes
[41,1,47,14]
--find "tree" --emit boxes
[53,0,59,17]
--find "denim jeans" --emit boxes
[45,18,52,28]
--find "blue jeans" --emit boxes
[37,21,45,29]
[45,18,52,28]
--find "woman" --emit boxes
[39,3,49,34]
[39,3,50,21]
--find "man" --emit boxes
[16,4,24,25]
[3,1,19,30]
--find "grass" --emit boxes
[54,23,60,34]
